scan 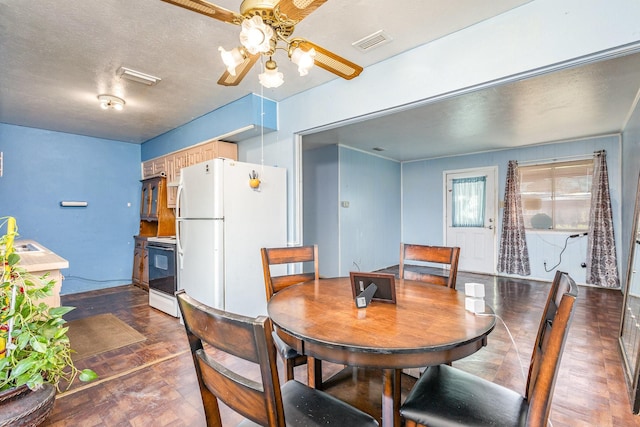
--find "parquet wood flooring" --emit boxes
[40,272,640,426]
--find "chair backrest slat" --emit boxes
[177,291,286,427]
[525,270,578,427]
[270,272,317,295]
[197,351,272,425]
[264,245,316,265]
[261,245,319,301]
[402,271,450,287]
[399,243,460,289]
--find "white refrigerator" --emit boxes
[176,158,287,317]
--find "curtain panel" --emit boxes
[586,151,619,288]
[497,160,531,275]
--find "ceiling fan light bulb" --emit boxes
[291,47,316,76]
[258,62,284,88]
[247,28,265,45]
[219,46,245,76]
[240,15,273,54]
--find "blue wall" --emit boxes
[402,136,622,284]
[302,145,401,277]
[339,147,401,275]
[142,94,277,161]
[0,94,276,295]
[303,145,339,276]
[339,147,402,276]
[0,123,140,294]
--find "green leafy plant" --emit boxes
[0,216,97,392]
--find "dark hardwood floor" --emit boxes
[41,272,640,426]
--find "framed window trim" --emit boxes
[519,158,594,232]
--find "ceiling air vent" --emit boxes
[352,30,393,52]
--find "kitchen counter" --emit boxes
[14,240,68,307]
[14,240,69,272]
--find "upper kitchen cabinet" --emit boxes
[142,140,237,208]
[139,175,175,237]
[140,177,159,220]
[142,156,166,178]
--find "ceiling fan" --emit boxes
[161,0,363,87]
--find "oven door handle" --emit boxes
[147,246,175,252]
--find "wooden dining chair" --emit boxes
[261,244,323,387]
[399,270,578,427]
[176,290,379,427]
[262,245,319,300]
[399,243,460,289]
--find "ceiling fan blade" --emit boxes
[217,54,261,86]
[160,0,243,25]
[275,0,328,24]
[294,39,363,80]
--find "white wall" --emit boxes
[621,98,640,289]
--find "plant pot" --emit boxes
[0,384,30,403]
[0,383,56,427]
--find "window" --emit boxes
[519,159,593,231]
[452,176,486,227]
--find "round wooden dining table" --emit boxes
[267,277,496,427]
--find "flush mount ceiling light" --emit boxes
[116,66,161,86]
[161,0,363,88]
[97,94,125,111]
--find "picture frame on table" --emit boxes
[349,271,397,304]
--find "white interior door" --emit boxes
[445,167,497,275]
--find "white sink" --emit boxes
[13,243,44,253]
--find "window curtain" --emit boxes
[452,176,486,227]
[586,150,620,288]
[497,160,531,275]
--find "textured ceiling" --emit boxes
[302,51,640,161]
[3,1,638,163]
[0,0,530,145]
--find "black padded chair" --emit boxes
[176,290,378,427]
[399,270,578,427]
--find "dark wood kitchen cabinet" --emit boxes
[133,176,174,289]
[139,178,157,219]
[138,176,175,237]
[132,236,149,289]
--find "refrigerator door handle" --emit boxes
[176,218,185,270]
[176,182,184,218]
[176,181,185,270]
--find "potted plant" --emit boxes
[0,216,97,401]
